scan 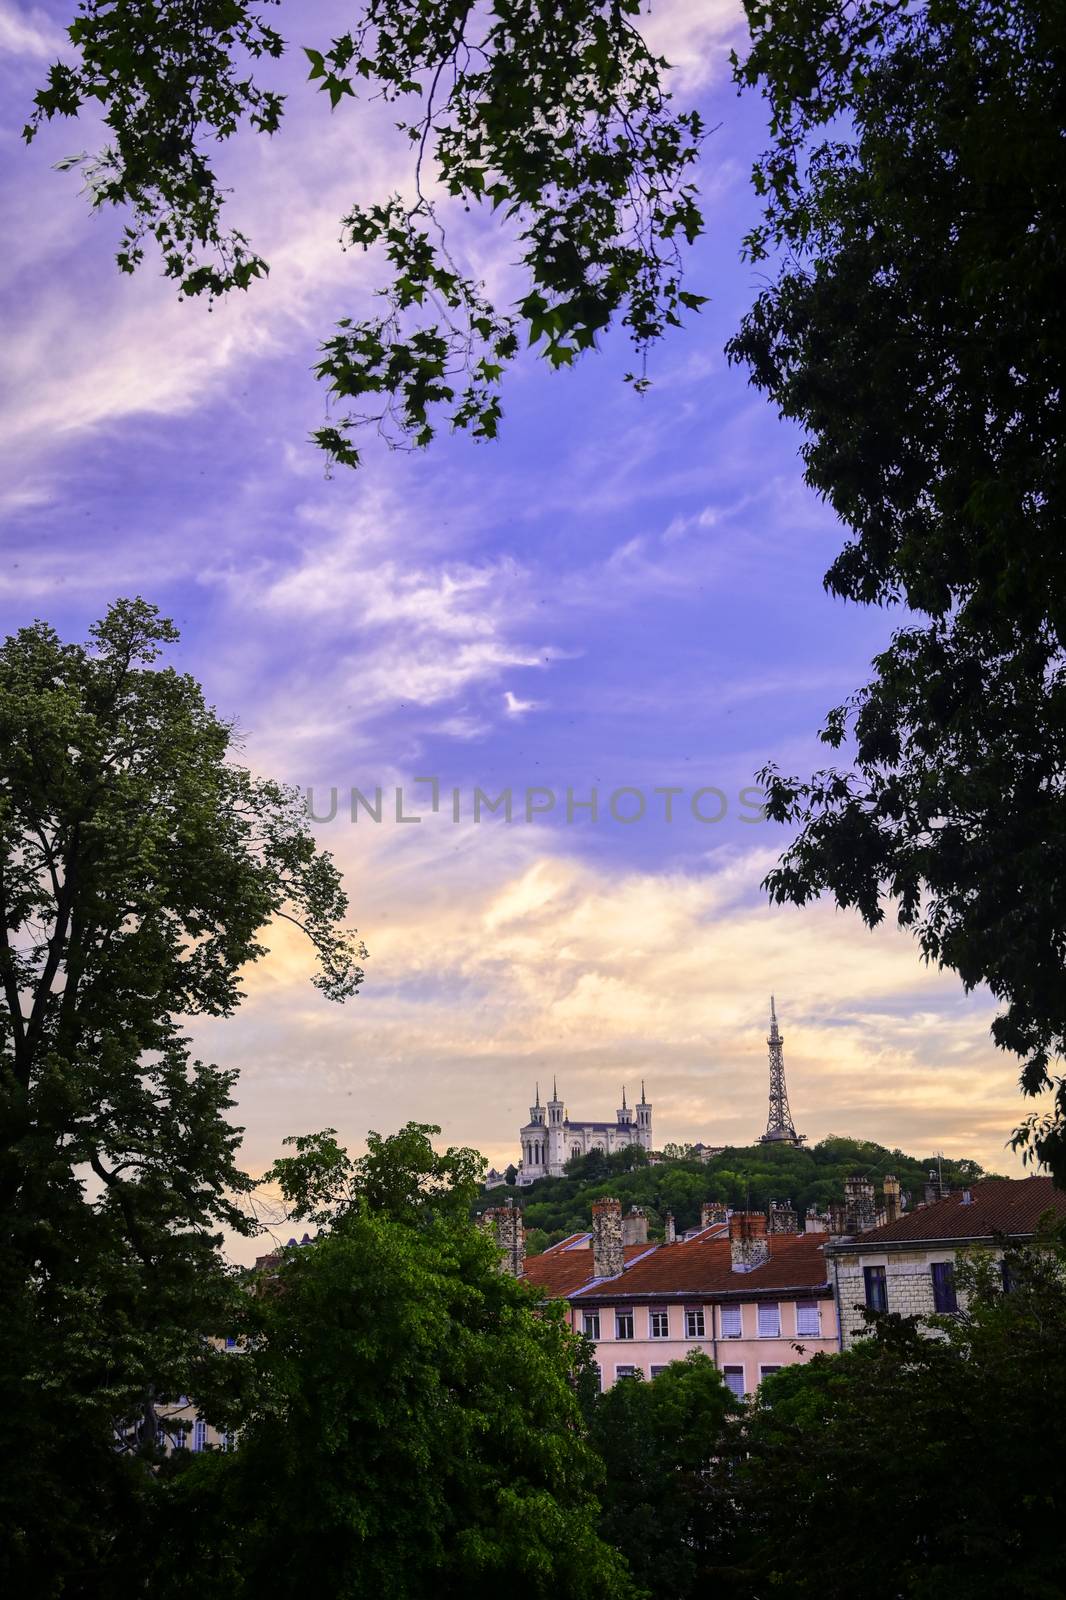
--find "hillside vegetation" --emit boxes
[480,1138,994,1253]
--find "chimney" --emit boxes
[827,1201,848,1238]
[700,1201,728,1230]
[622,1205,649,1247]
[664,1211,676,1244]
[844,1175,877,1235]
[882,1174,901,1224]
[804,1206,828,1234]
[768,1198,798,1235]
[591,1197,624,1279]
[729,1211,770,1272]
[483,1199,525,1277]
[924,1170,949,1207]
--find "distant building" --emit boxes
[485,1198,838,1393]
[826,1175,1066,1348]
[517,1080,652,1183]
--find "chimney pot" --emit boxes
[483,1201,526,1276]
[882,1174,901,1224]
[844,1175,877,1234]
[622,1205,649,1246]
[729,1210,770,1272]
[591,1197,624,1279]
[700,1200,728,1230]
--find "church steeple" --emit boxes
[547,1076,564,1126]
[617,1085,632,1126]
[529,1082,544,1125]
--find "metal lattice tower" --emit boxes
[759,996,806,1146]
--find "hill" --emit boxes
[479,1137,996,1254]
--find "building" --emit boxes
[517,1080,652,1182]
[825,1175,1066,1347]
[486,1197,839,1394]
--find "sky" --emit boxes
[0,0,1038,1243]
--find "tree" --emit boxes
[587,1353,739,1598]
[167,1124,635,1600]
[28,0,705,468]
[727,0,1066,1176]
[723,1233,1066,1598]
[0,599,364,1595]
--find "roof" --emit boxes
[523,1230,832,1302]
[826,1176,1066,1250]
[523,1240,655,1296]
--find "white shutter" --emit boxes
[757,1303,780,1337]
[795,1301,820,1336]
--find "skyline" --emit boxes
[0,0,1038,1235]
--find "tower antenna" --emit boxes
[758,996,806,1146]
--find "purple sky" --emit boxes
[0,1,1032,1240]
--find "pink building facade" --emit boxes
[515,1198,840,1396]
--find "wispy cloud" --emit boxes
[192,832,1031,1260]
[0,2,64,58]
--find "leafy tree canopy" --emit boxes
[0,599,363,1595]
[167,1124,636,1600]
[725,1231,1066,1598]
[28,0,705,467]
[728,0,1066,1176]
[586,1352,739,1598]
[489,1136,989,1244]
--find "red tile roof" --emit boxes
[826,1176,1066,1249]
[523,1230,831,1301]
[523,1242,655,1297]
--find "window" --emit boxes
[684,1307,705,1339]
[615,1364,639,1381]
[864,1265,888,1312]
[221,1430,236,1453]
[582,1311,600,1340]
[649,1365,668,1378]
[615,1310,634,1341]
[795,1301,821,1337]
[931,1261,958,1314]
[649,1307,670,1339]
[172,1425,186,1449]
[225,1336,238,1349]
[757,1303,781,1338]
[759,1365,782,1381]
[722,1366,746,1398]
[192,1420,207,1453]
[720,1304,742,1338]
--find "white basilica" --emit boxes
[516,1080,653,1183]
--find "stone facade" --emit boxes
[830,1244,960,1346]
[518,1081,653,1181]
